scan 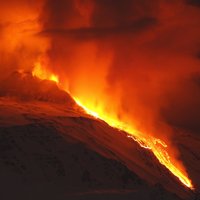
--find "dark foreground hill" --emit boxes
[0,72,199,200]
[0,98,182,200]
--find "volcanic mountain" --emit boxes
[0,72,199,200]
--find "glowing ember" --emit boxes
[74,97,99,119]
[32,62,59,83]
[32,65,194,190]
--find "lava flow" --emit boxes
[74,96,194,190]
[32,64,194,190]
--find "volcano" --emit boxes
[0,72,199,200]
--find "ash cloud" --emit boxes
[1,0,200,136]
[186,0,200,6]
[39,17,157,40]
[0,0,47,80]
[39,0,158,40]
[39,0,200,137]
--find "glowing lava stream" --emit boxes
[74,98,194,190]
[31,65,194,190]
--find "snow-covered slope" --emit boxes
[0,98,183,200]
[0,72,198,200]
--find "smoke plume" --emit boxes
[0,0,48,79]
[39,0,200,137]
[1,0,200,138]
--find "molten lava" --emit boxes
[32,62,59,83]
[74,97,194,189]
[32,65,194,190]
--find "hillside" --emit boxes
[0,73,198,200]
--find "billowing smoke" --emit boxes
[0,0,48,80]
[37,0,200,138]
[1,0,200,136]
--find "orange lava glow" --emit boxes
[32,62,59,83]
[74,97,194,190]
[32,64,194,190]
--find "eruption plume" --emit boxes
[1,0,200,192]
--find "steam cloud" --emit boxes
[1,0,200,136]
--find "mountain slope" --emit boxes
[0,98,182,200]
[0,72,198,199]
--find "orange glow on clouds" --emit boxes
[32,61,59,83]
